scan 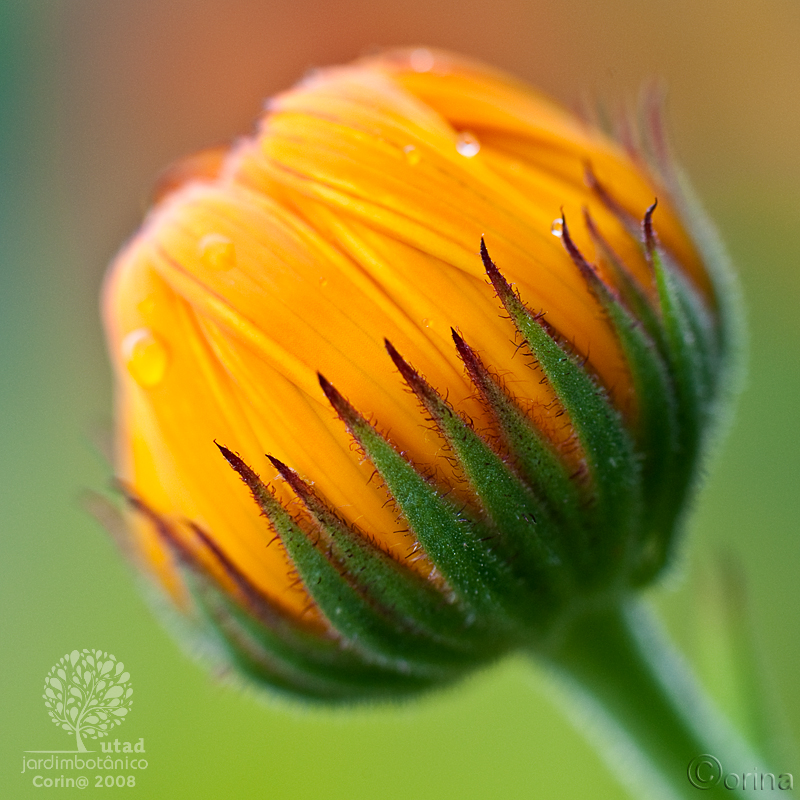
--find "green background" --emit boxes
[2,1,799,797]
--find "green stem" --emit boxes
[543,601,793,799]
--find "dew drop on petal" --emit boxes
[422,318,434,329]
[318,276,328,288]
[551,218,564,238]
[123,329,169,387]
[456,131,480,158]
[198,233,236,271]
[403,144,421,166]
[410,48,435,73]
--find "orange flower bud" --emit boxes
[102,49,735,698]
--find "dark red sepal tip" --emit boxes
[384,339,433,403]
[266,454,312,502]
[559,213,597,282]
[451,328,484,386]
[215,441,264,495]
[643,199,659,256]
[318,372,361,429]
[318,372,344,411]
[117,483,195,565]
[480,237,515,303]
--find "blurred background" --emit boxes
[2,1,798,797]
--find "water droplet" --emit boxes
[402,144,421,166]
[198,233,236,271]
[318,276,328,288]
[551,218,564,238]
[123,329,169,387]
[409,48,434,73]
[455,131,480,158]
[422,318,434,329]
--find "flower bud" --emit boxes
[103,49,737,700]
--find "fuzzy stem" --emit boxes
[543,601,793,799]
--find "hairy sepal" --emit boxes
[561,217,680,580]
[481,238,642,586]
[385,338,576,628]
[126,492,436,701]
[452,330,588,540]
[266,454,505,656]
[635,227,715,580]
[318,374,537,637]
[218,445,494,677]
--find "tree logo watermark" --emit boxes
[42,649,133,752]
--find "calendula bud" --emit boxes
[103,49,737,700]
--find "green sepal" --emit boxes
[384,338,575,628]
[646,206,715,428]
[640,218,711,575]
[317,373,534,634]
[560,217,681,580]
[217,445,488,677]
[125,491,438,701]
[481,239,641,584]
[451,330,587,537]
[182,564,443,701]
[266,454,506,656]
[666,252,720,412]
[647,207,711,424]
[582,207,669,358]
